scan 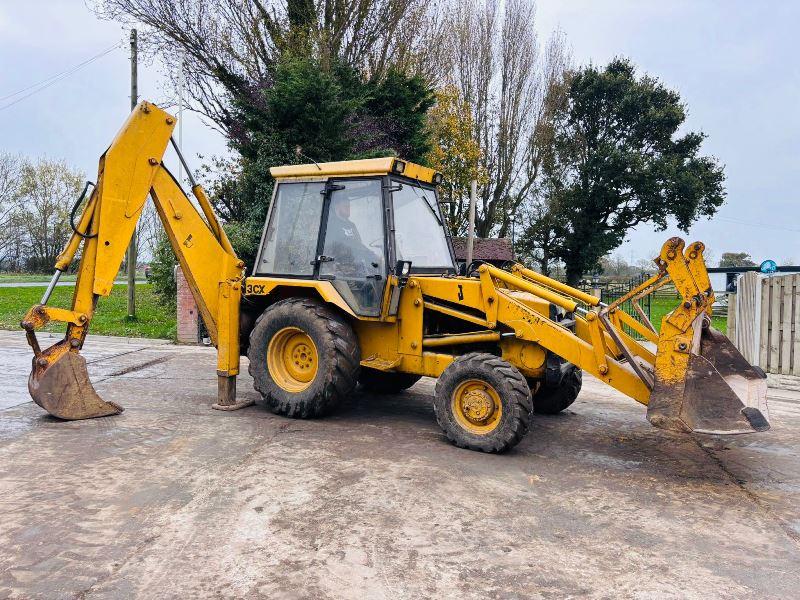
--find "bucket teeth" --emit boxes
[648,326,769,435]
[28,344,123,420]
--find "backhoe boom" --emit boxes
[21,101,246,419]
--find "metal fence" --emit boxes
[577,274,653,338]
[728,271,800,375]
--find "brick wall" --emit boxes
[176,266,199,344]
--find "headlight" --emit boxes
[393,160,406,174]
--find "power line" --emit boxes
[0,42,122,112]
[717,216,800,235]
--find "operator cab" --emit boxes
[254,157,456,317]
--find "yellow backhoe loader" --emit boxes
[21,102,770,452]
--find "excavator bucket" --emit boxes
[648,322,769,435]
[28,340,123,420]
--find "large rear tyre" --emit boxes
[530,366,582,415]
[434,353,532,453]
[359,368,421,393]
[248,298,360,418]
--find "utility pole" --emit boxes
[177,51,184,186]
[127,29,137,318]
[466,180,477,266]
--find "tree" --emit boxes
[425,85,486,236]
[515,198,560,275]
[537,58,726,284]
[719,252,757,268]
[600,254,631,278]
[149,233,177,305]
[203,56,434,268]
[0,153,23,269]
[95,0,442,136]
[97,2,437,272]
[445,0,570,237]
[11,158,84,272]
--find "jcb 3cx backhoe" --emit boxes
[21,102,770,452]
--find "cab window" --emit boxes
[391,180,454,270]
[257,182,324,276]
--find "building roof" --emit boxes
[269,157,440,185]
[451,237,515,262]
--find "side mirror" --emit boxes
[395,260,412,286]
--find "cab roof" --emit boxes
[269,157,441,185]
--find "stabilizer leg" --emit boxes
[211,374,253,411]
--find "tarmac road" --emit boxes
[0,330,798,599]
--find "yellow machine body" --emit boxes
[21,101,769,442]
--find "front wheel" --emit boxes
[248,298,360,418]
[530,366,582,415]
[434,353,532,453]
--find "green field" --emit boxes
[0,273,77,283]
[650,296,727,333]
[0,271,146,284]
[0,284,176,339]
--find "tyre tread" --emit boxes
[434,352,532,453]
[247,297,359,418]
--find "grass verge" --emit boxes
[0,284,176,339]
[0,271,146,284]
[650,296,727,333]
[0,273,77,283]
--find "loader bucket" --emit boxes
[28,341,123,420]
[648,325,769,435]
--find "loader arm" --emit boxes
[411,236,768,435]
[21,101,246,420]
[473,238,769,434]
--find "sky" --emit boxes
[1,0,798,266]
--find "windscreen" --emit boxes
[392,181,454,270]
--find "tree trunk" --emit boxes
[565,263,582,286]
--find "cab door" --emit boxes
[317,178,387,317]
[255,181,325,277]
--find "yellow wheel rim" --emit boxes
[267,327,319,392]
[451,379,503,435]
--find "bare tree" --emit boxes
[12,158,84,272]
[0,154,24,270]
[93,0,444,133]
[515,197,560,276]
[135,200,162,263]
[443,0,569,237]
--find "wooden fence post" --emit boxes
[727,290,737,348]
[793,274,800,376]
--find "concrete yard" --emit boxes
[0,330,798,599]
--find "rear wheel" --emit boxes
[248,298,360,418]
[359,368,421,393]
[434,353,532,453]
[530,366,582,415]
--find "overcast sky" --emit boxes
[1,1,798,266]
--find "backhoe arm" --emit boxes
[21,101,246,420]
